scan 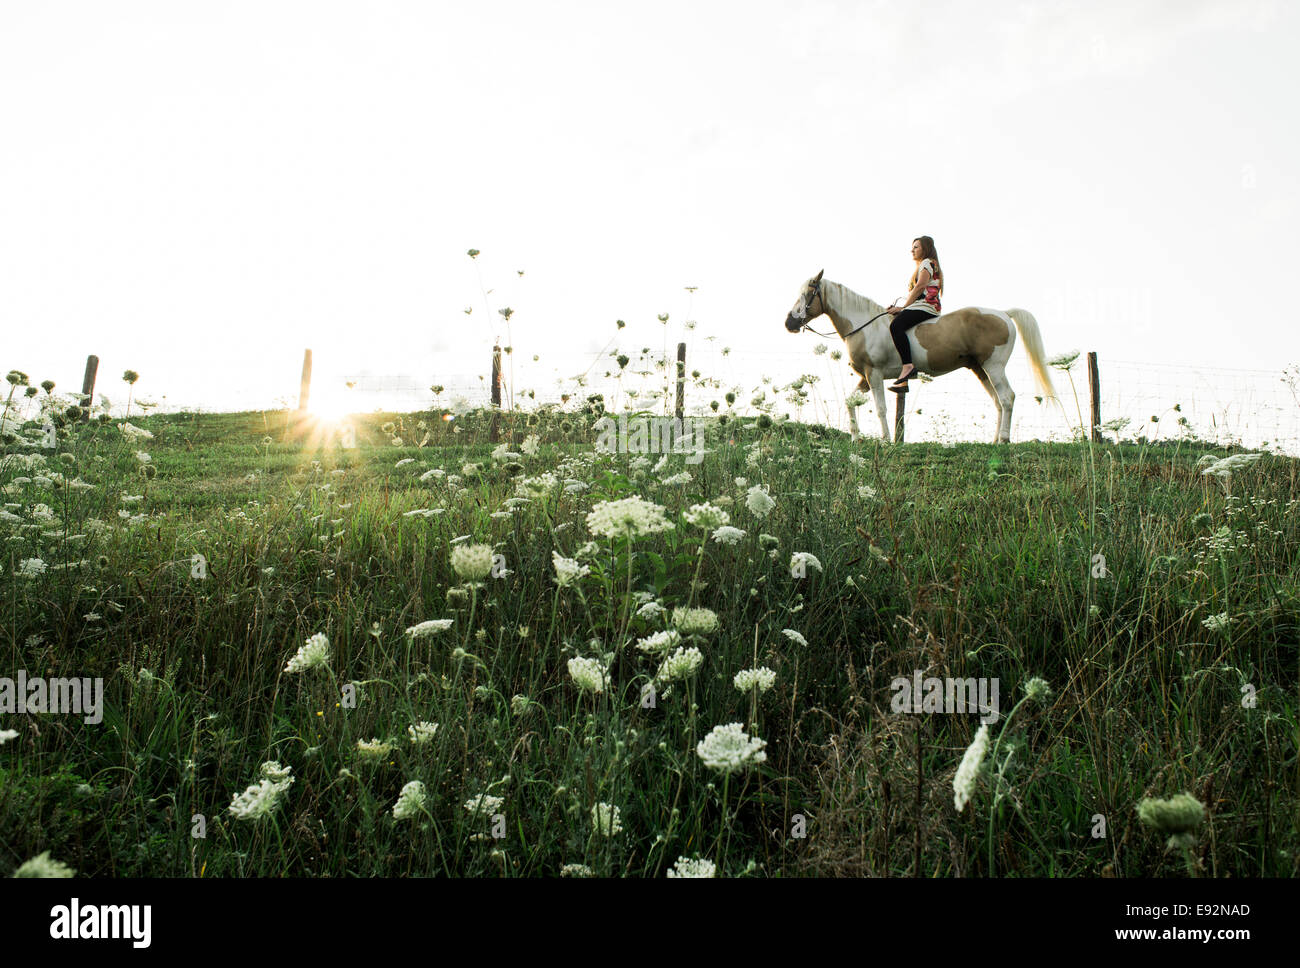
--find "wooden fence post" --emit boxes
[675,342,686,420]
[298,349,313,411]
[490,344,503,442]
[1087,351,1101,443]
[894,385,906,443]
[80,354,99,421]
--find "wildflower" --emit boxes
[845,390,870,408]
[510,694,533,717]
[1200,452,1263,488]
[586,496,675,540]
[356,738,394,758]
[407,618,454,639]
[636,601,666,621]
[661,470,692,486]
[0,728,19,744]
[568,656,610,693]
[521,434,540,456]
[229,776,293,821]
[711,525,746,546]
[259,761,293,784]
[18,558,46,578]
[464,793,504,817]
[560,863,594,877]
[789,551,823,577]
[636,628,681,655]
[553,551,591,587]
[672,607,719,636]
[655,646,704,683]
[408,721,439,744]
[1047,350,1080,370]
[745,485,776,519]
[781,628,808,647]
[758,533,780,550]
[591,802,623,836]
[284,632,330,673]
[857,484,878,501]
[450,543,494,581]
[1138,793,1205,849]
[813,343,828,356]
[1201,611,1230,632]
[1023,677,1052,704]
[667,855,717,878]
[733,667,776,693]
[697,722,767,774]
[515,472,557,499]
[953,724,990,813]
[393,780,428,821]
[118,422,153,441]
[12,852,75,878]
[685,502,730,530]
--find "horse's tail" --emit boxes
[1005,308,1059,405]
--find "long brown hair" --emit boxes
[910,236,943,294]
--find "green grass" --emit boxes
[2,401,1297,877]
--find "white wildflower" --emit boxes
[953,724,990,813]
[696,722,767,774]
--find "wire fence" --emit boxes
[43,343,1300,457]
[294,349,1299,456]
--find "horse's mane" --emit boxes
[824,279,885,323]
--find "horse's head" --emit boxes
[785,269,825,332]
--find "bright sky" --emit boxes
[2,0,1297,421]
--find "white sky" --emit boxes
[2,0,1297,418]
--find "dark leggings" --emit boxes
[889,309,936,365]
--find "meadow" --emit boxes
[1,370,1297,877]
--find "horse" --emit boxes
[784,269,1059,444]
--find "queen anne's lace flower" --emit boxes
[392,780,428,821]
[591,802,623,836]
[745,485,776,519]
[408,721,439,744]
[552,551,591,587]
[711,525,746,546]
[450,543,494,581]
[655,646,704,683]
[685,502,730,530]
[12,851,75,878]
[285,632,330,673]
[733,667,776,693]
[406,618,454,639]
[568,656,609,693]
[586,496,675,539]
[696,722,767,774]
[672,607,719,636]
[953,724,990,813]
[464,793,504,817]
[667,855,716,878]
[636,628,681,654]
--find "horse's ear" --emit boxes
[813,269,824,283]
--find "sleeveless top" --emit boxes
[908,258,942,315]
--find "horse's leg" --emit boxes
[871,372,891,441]
[980,361,1016,443]
[970,364,1004,444]
[848,376,870,442]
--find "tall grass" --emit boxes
[1,382,1297,877]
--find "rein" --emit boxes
[797,280,894,340]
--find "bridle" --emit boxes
[790,278,894,340]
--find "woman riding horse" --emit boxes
[886,236,943,392]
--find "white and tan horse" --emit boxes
[784,269,1058,444]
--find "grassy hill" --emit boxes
[2,403,1297,877]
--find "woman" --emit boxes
[886,236,943,392]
